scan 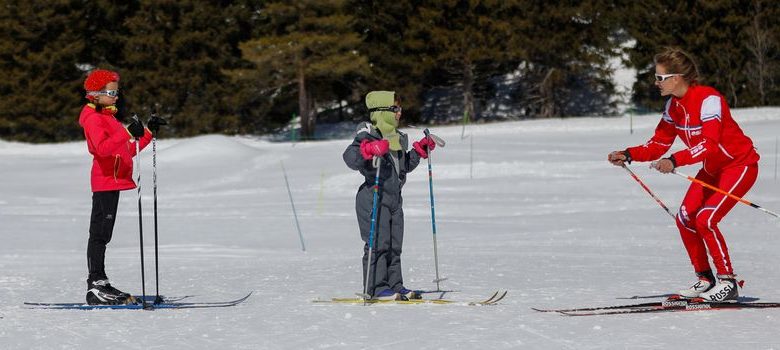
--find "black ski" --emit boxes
[24,292,252,310]
[533,301,663,313]
[535,298,780,316]
[562,301,780,316]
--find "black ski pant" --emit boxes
[356,186,405,297]
[87,190,120,284]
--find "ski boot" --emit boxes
[676,270,715,298]
[86,279,134,305]
[399,288,422,300]
[372,289,401,301]
[699,275,740,302]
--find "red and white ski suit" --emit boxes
[627,84,760,276]
[79,104,152,192]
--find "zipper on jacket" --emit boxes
[677,101,692,147]
[113,155,120,182]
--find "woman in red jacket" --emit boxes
[79,69,152,305]
[608,48,760,302]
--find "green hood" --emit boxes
[365,91,401,151]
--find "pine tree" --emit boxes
[121,0,259,136]
[236,0,370,138]
[349,0,422,123]
[743,0,778,106]
[0,1,131,142]
[623,0,779,110]
[514,0,620,118]
[398,0,619,121]
[404,0,525,122]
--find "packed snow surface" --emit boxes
[1,108,780,349]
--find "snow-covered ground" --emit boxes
[1,108,780,349]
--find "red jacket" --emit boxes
[627,85,759,175]
[79,104,152,192]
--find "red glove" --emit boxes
[413,136,435,159]
[359,139,390,160]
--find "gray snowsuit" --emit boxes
[343,122,422,296]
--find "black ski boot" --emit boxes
[86,279,134,305]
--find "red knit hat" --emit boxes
[84,69,120,92]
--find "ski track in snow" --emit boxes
[1,109,780,349]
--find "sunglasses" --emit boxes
[654,73,682,82]
[88,90,119,97]
[369,105,402,113]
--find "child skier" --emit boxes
[343,91,437,300]
[78,69,162,305]
[608,48,760,302]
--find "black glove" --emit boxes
[127,117,145,138]
[147,114,168,133]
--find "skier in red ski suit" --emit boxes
[608,48,759,302]
[79,69,155,305]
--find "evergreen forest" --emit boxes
[0,0,777,142]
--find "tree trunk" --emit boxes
[540,68,558,118]
[462,61,476,122]
[746,0,770,105]
[307,91,316,137]
[729,79,738,108]
[297,64,313,139]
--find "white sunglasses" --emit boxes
[88,90,119,97]
[654,73,682,82]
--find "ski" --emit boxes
[416,289,459,294]
[535,298,780,316]
[313,290,506,306]
[533,301,663,313]
[562,301,780,316]
[24,292,252,310]
[133,294,193,303]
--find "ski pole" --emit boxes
[151,114,162,305]
[423,129,447,291]
[621,164,675,218]
[281,160,306,252]
[132,115,148,309]
[671,169,779,218]
[361,157,382,304]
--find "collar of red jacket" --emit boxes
[86,103,118,116]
